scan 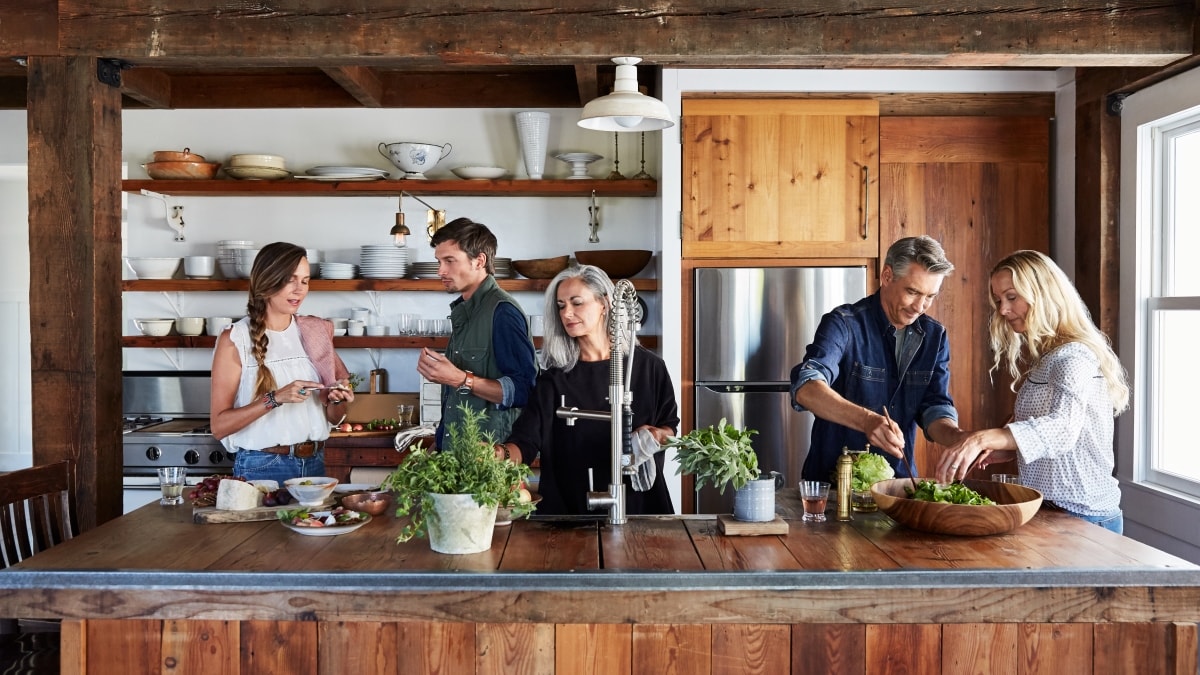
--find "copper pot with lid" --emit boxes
[152,148,206,163]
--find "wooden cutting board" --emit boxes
[193,498,335,524]
[717,514,789,536]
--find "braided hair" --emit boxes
[246,242,308,398]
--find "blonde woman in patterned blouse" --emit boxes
[935,250,1129,533]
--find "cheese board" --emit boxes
[193,498,335,524]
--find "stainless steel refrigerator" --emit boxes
[693,266,868,514]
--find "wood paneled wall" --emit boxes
[65,619,1196,675]
[880,116,1051,475]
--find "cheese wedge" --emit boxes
[216,478,263,510]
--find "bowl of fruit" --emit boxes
[284,476,339,507]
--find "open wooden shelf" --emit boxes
[122,278,658,292]
[122,178,657,198]
[122,335,658,350]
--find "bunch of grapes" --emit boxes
[189,474,239,507]
[261,489,293,507]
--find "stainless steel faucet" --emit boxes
[555,279,641,525]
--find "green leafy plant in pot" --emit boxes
[381,404,532,553]
[665,419,778,522]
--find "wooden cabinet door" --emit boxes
[682,99,880,258]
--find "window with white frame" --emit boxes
[1139,108,1200,497]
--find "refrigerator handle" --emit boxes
[861,164,870,241]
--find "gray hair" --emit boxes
[884,235,955,279]
[539,264,627,371]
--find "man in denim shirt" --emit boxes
[791,236,966,482]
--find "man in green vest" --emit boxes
[416,218,537,448]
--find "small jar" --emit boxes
[851,489,878,513]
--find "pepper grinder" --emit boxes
[836,446,854,521]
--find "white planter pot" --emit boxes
[732,471,785,522]
[425,492,498,554]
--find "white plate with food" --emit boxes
[280,508,371,536]
[332,483,379,494]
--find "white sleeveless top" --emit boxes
[220,316,331,453]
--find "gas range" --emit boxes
[122,371,232,478]
[122,416,232,476]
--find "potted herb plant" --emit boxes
[381,404,532,554]
[664,419,780,522]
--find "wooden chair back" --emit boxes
[0,461,75,569]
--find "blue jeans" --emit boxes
[232,450,326,483]
[1069,509,1124,535]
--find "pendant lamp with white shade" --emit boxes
[578,57,674,132]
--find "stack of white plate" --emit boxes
[359,245,409,279]
[408,262,441,279]
[318,262,357,279]
[217,240,255,278]
[493,257,514,279]
[296,166,391,182]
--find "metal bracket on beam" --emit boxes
[1107,93,1129,117]
[97,59,129,88]
[138,189,186,242]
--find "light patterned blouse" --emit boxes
[1007,342,1121,516]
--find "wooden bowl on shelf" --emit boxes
[574,249,652,279]
[870,478,1042,536]
[512,256,569,279]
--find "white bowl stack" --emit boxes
[317,262,356,279]
[235,248,262,279]
[217,240,255,279]
[359,245,409,279]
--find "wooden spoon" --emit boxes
[883,406,920,492]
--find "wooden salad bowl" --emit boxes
[870,478,1043,536]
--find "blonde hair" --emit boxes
[988,250,1128,413]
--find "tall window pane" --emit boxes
[1149,309,1200,484]
[1166,126,1200,296]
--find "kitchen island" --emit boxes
[3,491,1198,674]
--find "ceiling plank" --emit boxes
[120,67,171,109]
[55,1,1194,68]
[574,65,597,108]
[321,66,384,108]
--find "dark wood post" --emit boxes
[26,56,123,529]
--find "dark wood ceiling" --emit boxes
[1,1,1197,110]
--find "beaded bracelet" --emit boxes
[262,390,282,410]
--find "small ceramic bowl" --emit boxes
[284,477,339,507]
[340,491,392,517]
[135,318,174,337]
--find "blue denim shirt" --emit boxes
[790,292,958,482]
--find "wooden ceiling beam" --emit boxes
[321,66,384,108]
[120,67,171,109]
[53,1,1195,68]
[574,65,597,108]
[0,0,56,56]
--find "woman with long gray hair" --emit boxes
[498,264,678,515]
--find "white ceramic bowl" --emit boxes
[379,141,451,175]
[452,165,508,180]
[206,317,233,336]
[284,477,339,507]
[135,318,174,336]
[125,257,182,280]
[175,317,204,336]
[228,154,286,169]
[183,256,216,278]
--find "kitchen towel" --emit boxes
[630,427,663,492]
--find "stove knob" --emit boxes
[145,446,161,461]
[208,450,226,465]
[184,449,200,465]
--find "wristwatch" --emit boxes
[456,371,475,395]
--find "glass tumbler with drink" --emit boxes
[397,404,415,427]
[157,466,188,506]
[799,480,830,523]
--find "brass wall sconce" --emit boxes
[391,191,447,247]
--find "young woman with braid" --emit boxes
[210,242,356,482]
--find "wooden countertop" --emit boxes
[3,490,1198,626]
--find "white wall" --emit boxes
[0,111,32,470]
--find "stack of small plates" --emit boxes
[296,166,390,182]
[359,245,409,279]
[317,262,357,279]
[217,240,255,278]
[224,154,290,180]
[408,262,441,280]
[493,257,514,279]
